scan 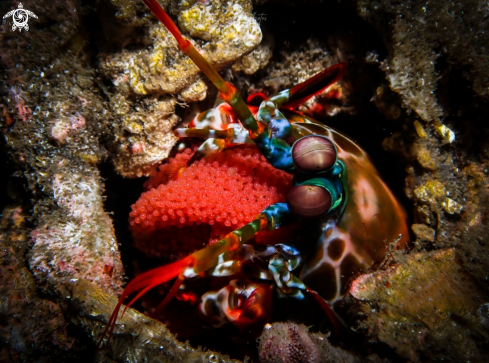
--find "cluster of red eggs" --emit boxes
[129,145,293,259]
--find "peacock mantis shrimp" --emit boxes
[99,0,409,348]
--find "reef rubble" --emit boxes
[100,0,262,177]
[350,249,489,362]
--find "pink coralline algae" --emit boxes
[129,145,294,259]
[259,322,362,363]
[50,112,86,143]
[7,86,32,123]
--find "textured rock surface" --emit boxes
[0,0,253,361]
[258,322,363,363]
[355,3,489,361]
[101,0,262,177]
[0,0,489,362]
[232,42,273,75]
[358,0,489,289]
[0,0,124,359]
[0,206,78,362]
[358,0,489,120]
[0,0,124,295]
[350,249,489,362]
[108,95,180,177]
[29,170,123,292]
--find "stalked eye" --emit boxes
[291,135,337,173]
[286,184,332,218]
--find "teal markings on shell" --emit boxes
[257,90,293,139]
[217,203,291,247]
[252,90,295,171]
[260,203,293,229]
[252,123,294,172]
[283,110,409,303]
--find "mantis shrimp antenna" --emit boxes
[141,0,260,135]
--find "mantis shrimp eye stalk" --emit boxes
[292,135,338,173]
[287,184,332,218]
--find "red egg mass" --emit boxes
[129,145,294,259]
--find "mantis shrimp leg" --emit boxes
[142,0,346,171]
[98,204,291,348]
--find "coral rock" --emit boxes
[411,223,436,243]
[350,249,489,362]
[258,322,362,363]
[101,0,262,177]
[110,96,180,177]
[232,42,273,75]
[29,170,123,294]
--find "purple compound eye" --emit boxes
[286,184,332,218]
[291,135,337,173]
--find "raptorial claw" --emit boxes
[99,204,293,349]
[282,62,347,110]
[199,279,272,330]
